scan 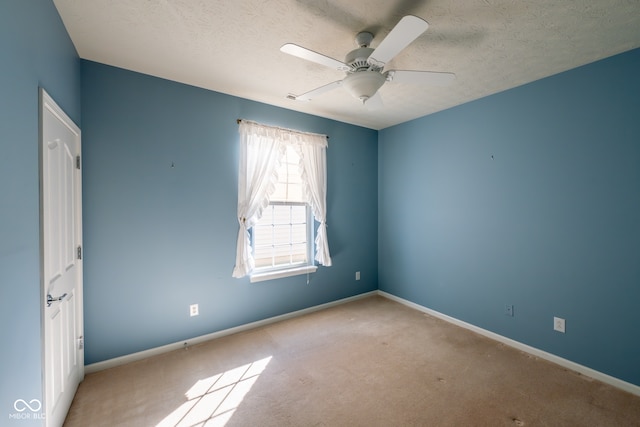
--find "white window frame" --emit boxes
[250,202,317,283]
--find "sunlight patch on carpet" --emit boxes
[156,356,272,427]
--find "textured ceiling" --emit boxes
[53,0,640,130]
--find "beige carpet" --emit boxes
[64,296,640,426]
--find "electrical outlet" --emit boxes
[505,304,514,317]
[190,304,199,317]
[554,316,565,333]
[355,271,360,281]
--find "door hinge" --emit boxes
[76,155,81,169]
[77,245,82,260]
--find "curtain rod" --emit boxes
[236,118,328,139]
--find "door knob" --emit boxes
[46,293,67,307]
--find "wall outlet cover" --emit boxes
[554,316,565,333]
[190,304,199,317]
[505,304,514,317]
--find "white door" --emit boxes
[40,88,84,427]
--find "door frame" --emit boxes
[39,87,84,426]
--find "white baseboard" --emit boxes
[85,290,378,374]
[86,289,640,398]
[377,290,640,398]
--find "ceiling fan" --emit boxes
[280,15,455,106]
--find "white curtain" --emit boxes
[296,135,332,266]
[232,121,331,278]
[232,122,285,278]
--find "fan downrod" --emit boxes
[355,31,374,47]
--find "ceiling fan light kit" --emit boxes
[280,15,456,106]
[342,71,387,103]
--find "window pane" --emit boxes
[254,258,273,268]
[272,205,291,225]
[288,183,304,201]
[291,244,307,263]
[273,243,291,254]
[271,186,287,201]
[253,228,273,247]
[273,226,291,245]
[262,205,274,223]
[270,145,305,203]
[253,246,273,268]
[291,206,306,223]
[253,243,271,256]
[273,245,292,265]
[291,224,306,243]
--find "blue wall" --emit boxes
[80,61,378,364]
[0,0,81,424]
[379,48,640,386]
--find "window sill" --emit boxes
[250,265,317,283]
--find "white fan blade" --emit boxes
[387,70,456,86]
[280,44,349,71]
[364,92,384,110]
[368,15,429,67]
[291,80,343,101]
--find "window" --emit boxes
[232,120,331,281]
[251,145,313,276]
[252,203,311,269]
